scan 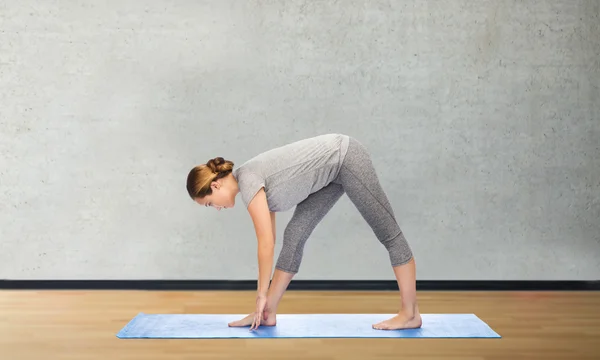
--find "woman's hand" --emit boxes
[250,294,268,330]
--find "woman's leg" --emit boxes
[333,137,421,330]
[275,182,345,274]
[267,182,345,314]
[228,182,345,327]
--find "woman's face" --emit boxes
[195,179,236,210]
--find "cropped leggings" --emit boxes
[275,137,414,274]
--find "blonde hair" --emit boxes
[186,157,234,199]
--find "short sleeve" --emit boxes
[237,169,266,208]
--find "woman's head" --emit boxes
[186,157,238,210]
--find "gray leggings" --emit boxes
[275,137,413,274]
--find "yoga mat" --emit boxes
[116,313,501,339]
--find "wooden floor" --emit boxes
[1,290,599,359]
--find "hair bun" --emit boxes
[206,157,233,174]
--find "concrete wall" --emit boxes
[1,0,598,281]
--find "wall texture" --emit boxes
[1,0,598,281]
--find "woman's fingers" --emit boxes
[250,313,261,330]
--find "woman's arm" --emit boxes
[270,211,276,243]
[247,188,275,297]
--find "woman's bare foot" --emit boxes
[228,311,277,327]
[372,309,422,330]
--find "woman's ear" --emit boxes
[211,180,221,190]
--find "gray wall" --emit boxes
[1,0,598,281]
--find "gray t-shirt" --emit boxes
[233,133,350,212]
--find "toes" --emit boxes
[372,322,388,330]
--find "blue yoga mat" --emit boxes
[116,313,501,339]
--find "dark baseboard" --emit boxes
[1,280,599,291]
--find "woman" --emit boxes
[186,134,421,331]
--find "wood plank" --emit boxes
[1,290,599,359]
